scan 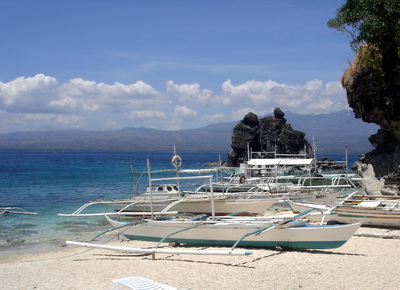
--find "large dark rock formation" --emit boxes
[226,108,311,167]
[343,42,400,195]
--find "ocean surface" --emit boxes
[0,151,358,257]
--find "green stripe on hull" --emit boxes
[338,213,400,219]
[123,234,347,250]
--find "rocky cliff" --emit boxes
[343,42,400,195]
[226,108,311,166]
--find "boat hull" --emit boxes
[107,217,360,249]
[289,202,400,228]
[109,197,279,216]
[109,199,178,213]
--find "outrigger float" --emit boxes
[0,207,37,217]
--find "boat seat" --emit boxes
[112,277,177,290]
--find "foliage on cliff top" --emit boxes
[330,0,400,90]
[328,0,400,54]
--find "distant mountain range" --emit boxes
[0,110,379,154]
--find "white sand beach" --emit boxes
[1,226,400,290]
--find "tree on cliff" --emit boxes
[327,0,400,53]
[328,0,400,92]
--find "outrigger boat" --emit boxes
[104,209,361,250]
[59,174,283,217]
[66,208,360,257]
[59,155,283,217]
[215,142,359,194]
[287,193,400,228]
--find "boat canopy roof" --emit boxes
[246,158,315,166]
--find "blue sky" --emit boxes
[0,0,354,133]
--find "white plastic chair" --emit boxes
[112,276,177,290]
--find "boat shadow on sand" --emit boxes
[75,244,364,269]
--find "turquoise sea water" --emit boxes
[0,151,232,257]
[0,151,358,257]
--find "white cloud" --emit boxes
[58,79,163,112]
[127,110,166,120]
[231,108,260,121]
[166,80,213,106]
[0,110,84,132]
[173,105,197,119]
[201,114,225,122]
[48,97,79,111]
[0,74,350,133]
[60,79,161,100]
[105,119,120,129]
[220,79,348,114]
[165,105,199,130]
[0,74,58,113]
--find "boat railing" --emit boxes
[386,203,399,210]
[224,184,249,193]
[160,199,186,213]
[250,151,308,159]
[293,176,354,189]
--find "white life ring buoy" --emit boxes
[172,155,182,168]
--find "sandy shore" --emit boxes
[1,226,400,290]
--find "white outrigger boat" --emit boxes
[66,211,360,257]
[215,144,359,195]
[59,174,282,217]
[59,155,283,217]
[287,193,400,228]
[104,209,361,250]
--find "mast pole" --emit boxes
[209,176,216,220]
[173,146,181,196]
[147,158,154,218]
[345,145,349,176]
